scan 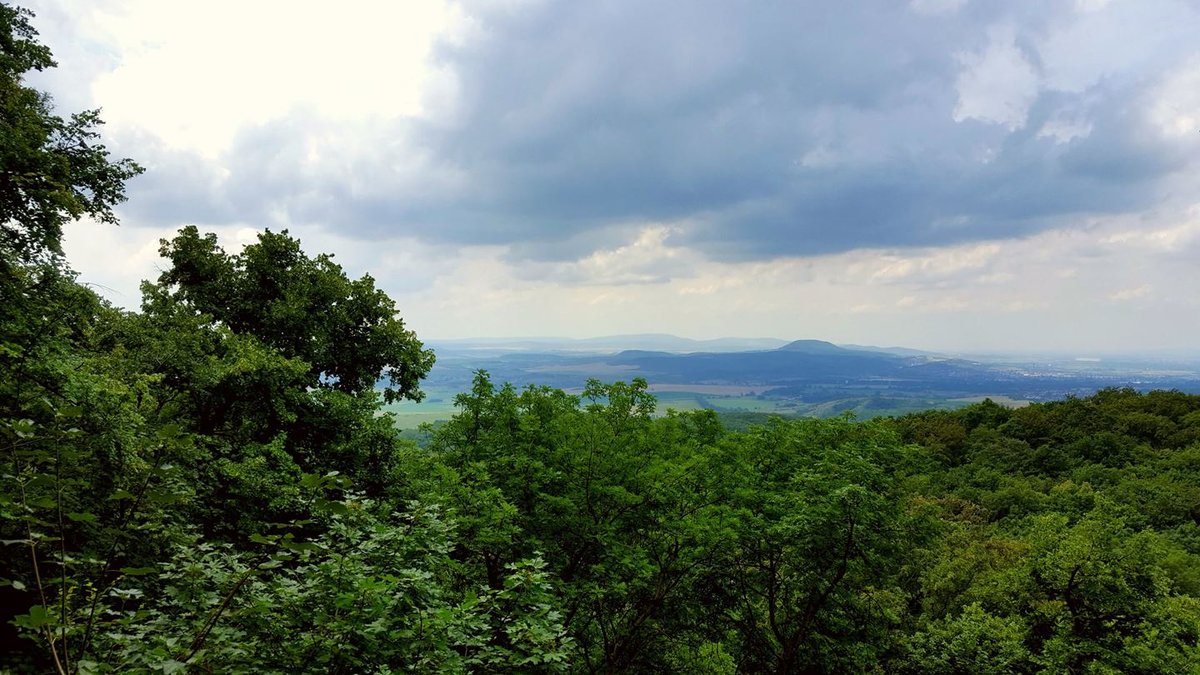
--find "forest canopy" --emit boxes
[2,3,1199,673]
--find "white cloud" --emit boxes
[860,243,1001,285]
[1037,112,1093,144]
[1099,206,1200,252]
[1038,0,1197,93]
[1109,284,1151,301]
[1149,56,1200,139]
[953,25,1040,130]
[86,0,464,156]
[60,218,175,305]
[534,225,694,285]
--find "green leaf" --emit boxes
[281,541,322,552]
[144,490,184,505]
[66,512,98,523]
[12,419,36,439]
[25,475,54,489]
[15,605,51,629]
[156,424,182,441]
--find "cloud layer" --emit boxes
[24,0,1200,350]
[54,0,1199,263]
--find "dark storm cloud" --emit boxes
[121,0,1200,262]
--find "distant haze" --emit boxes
[429,334,1200,362]
[396,332,1200,429]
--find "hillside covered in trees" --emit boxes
[4,4,1200,673]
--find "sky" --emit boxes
[21,0,1200,353]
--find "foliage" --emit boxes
[713,417,918,673]
[78,496,572,674]
[150,226,434,404]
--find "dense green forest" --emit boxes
[4,4,1200,673]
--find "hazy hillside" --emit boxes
[424,336,1200,394]
[379,335,1200,429]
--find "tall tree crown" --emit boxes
[150,225,435,403]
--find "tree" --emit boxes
[0,6,149,668]
[427,374,738,671]
[149,226,433,404]
[1019,505,1193,672]
[716,417,915,674]
[0,3,142,266]
[119,227,436,531]
[902,603,1032,674]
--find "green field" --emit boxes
[651,391,794,414]
[381,387,462,429]
[383,385,1028,429]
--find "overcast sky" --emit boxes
[23,0,1200,353]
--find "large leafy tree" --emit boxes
[150,226,433,404]
[130,227,435,530]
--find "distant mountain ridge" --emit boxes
[414,333,1200,406]
[838,343,942,357]
[776,339,851,355]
